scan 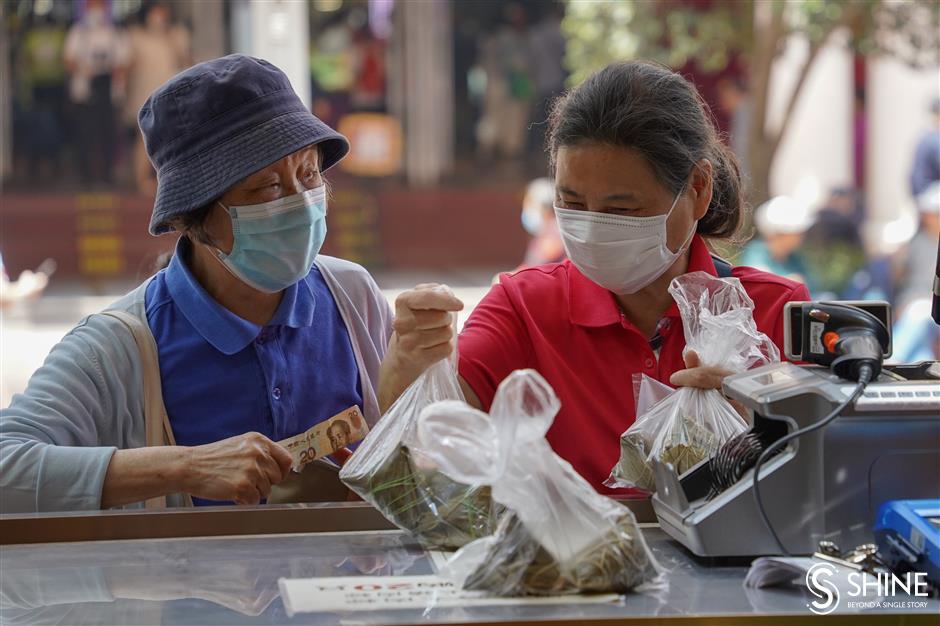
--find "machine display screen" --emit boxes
[751,369,806,387]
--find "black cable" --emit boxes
[751,364,874,556]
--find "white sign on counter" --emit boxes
[278,575,620,616]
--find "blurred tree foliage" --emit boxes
[561,0,940,206]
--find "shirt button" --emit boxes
[644,358,655,369]
[256,334,265,345]
[272,387,282,400]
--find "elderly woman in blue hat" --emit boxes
[0,55,418,511]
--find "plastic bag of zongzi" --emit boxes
[339,307,500,550]
[413,369,661,596]
[606,271,779,492]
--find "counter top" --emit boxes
[3,524,937,625]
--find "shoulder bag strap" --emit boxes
[100,310,194,509]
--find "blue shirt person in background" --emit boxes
[910,98,940,198]
[0,55,403,512]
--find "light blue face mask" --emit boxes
[214,185,327,293]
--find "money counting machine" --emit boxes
[652,301,940,557]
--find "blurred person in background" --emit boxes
[821,186,865,225]
[526,2,566,162]
[519,177,565,268]
[897,182,940,312]
[716,75,751,180]
[0,56,397,512]
[309,15,355,128]
[476,3,533,163]
[739,196,814,293]
[910,97,940,198]
[892,182,940,362]
[123,0,191,197]
[380,61,810,494]
[349,26,385,112]
[63,0,128,186]
[17,13,68,180]
[309,15,354,88]
[899,97,940,316]
[474,28,502,160]
[816,186,896,302]
[800,203,867,300]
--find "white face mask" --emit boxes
[554,187,695,295]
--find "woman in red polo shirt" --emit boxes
[379,60,811,493]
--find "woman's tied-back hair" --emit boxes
[547,60,745,240]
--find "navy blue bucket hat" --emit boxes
[140,54,349,235]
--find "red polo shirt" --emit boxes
[457,235,811,494]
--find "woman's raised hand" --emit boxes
[392,284,464,368]
[669,350,731,390]
[670,350,749,421]
[377,284,464,413]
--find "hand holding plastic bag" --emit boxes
[340,329,500,549]
[674,270,778,372]
[414,370,660,596]
[606,271,779,492]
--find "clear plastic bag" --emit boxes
[634,374,675,416]
[339,349,500,550]
[413,369,661,596]
[606,271,779,492]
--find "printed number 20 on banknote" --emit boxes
[279,405,368,471]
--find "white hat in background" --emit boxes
[754,196,813,236]
[915,181,940,215]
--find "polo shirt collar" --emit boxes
[165,239,317,355]
[567,234,717,327]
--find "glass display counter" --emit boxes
[1,504,936,625]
